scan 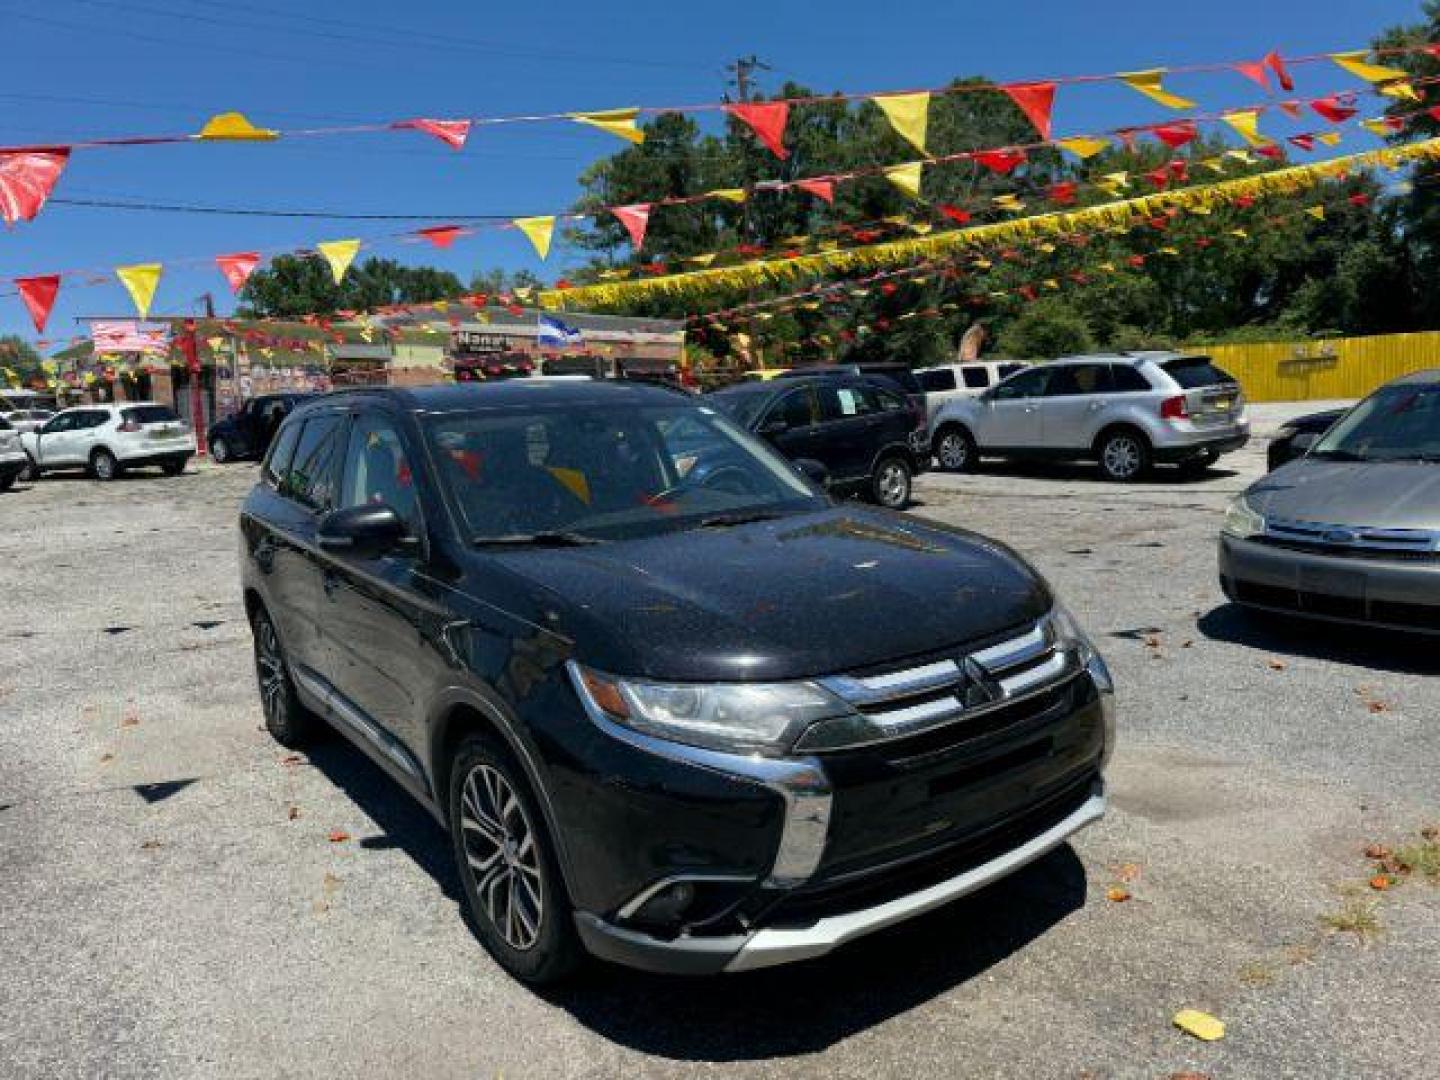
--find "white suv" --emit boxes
[930,352,1250,481]
[20,402,197,481]
[0,415,27,491]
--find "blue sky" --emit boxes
[0,0,1425,343]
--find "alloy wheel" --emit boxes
[93,451,116,481]
[1102,436,1142,480]
[256,617,287,730]
[938,433,969,470]
[460,764,545,951]
[876,460,910,508]
[212,438,230,464]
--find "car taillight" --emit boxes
[118,420,141,433]
[1159,395,1188,421]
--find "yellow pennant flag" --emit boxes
[883,161,925,199]
[115,263,162,319]
[1362,119,1396,139]
[1316,131,1343,147]
[513,216,556,259]
[1057,136,1110,159]
[1199,157,1227,174]
[1231,228,1250,240]
[197,111,279,141]
[1226,149,1256,164]
[1306,205,1326,221]
[1222,109,1268,148]
[992,193,1026,212]
[1121,70,1197,111]
[1380,81,1422,102]
[686,252,718,266]
[1043,279,1060,290]
[317,239,361,284]
[708,188,747,203]
[909,221,934,235]
[570,108,645,144]
[1330,51,1412,85]
[873,93,930,154]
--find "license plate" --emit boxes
[1211,397,1235,412]
[150,426,179,438]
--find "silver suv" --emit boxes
[930,352,1250,481]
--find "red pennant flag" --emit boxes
[1127,254,1147,268]
[1152,121,1198,149]
[394,118,472,150]
[1169,160,1189,180]
[1235,195,1257,209]
[1265,51,1295,92]
[1289,134,1316,152]
[1018,285,1038,302]
[1001,82,1057,140]
[726,102,790,159]
[1233,60,1271,90]
[15,274,60,334]
[611,203,652,249]
[973,148,1026,174]
[1349,193,1372,207]
[215,252,261,293]
[1146,166,1171,190]
[417,225,464,248]
[1278,100,1303,118]
[1311,96,1358,123]
[1255,145,1286,161]
[796,178,835,204]
[938,204,972,224]
[1047,181,1078,205]
[0,148,69,225]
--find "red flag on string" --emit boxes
[938,204,972,224]
[1277,100,1303,118]
[1047,182,1078,205]
[15,274,60,334]
[1289,134,1317,152]
[973,148,1026,174]
[1233,59,1271,90]
[1152,121,1198,149]
[1311,96,1358,123]
[725,102,790,159]
[417,226,464,248]
[1265,50,1295,92]
[1000,82,1057,140]
[796,178,835,204]
[215,252,261,293]
[1146,166,1171,190]
[0,148,69,225]
[611,203,652,249]
[394,118,472,150]
[1255,145,1286,161]
[1349,193,1372,207]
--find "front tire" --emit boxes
[0,472,15,492]
[449,736,581,985]
[20,454,39,482]
[210,437,231,464]
[933,425,977,472]
[1097,430,1151,483]
[252,607,320,748]
[90,448,121,482]
[871,454,913,509]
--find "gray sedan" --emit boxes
[1219,369,1440,633]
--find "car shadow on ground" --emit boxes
[949,461,1240,486]
[304,728,1087,1061]
[1199,602,1440,676]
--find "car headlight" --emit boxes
[1222,494,1265,540]
[1050,604,1117,771]
[572,665,849,756]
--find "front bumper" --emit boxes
[577,784,1105,974]
[1219,534,1440,634]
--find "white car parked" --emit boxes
[0,415,27,491]
[915,362,1027,429]
[20,402,196,482]
[2,408,55,435]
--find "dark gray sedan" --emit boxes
[1219,369,1440,634]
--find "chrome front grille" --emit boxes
[1263,517,1440,557]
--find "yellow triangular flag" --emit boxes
[1158,246,1180,256]
[992,193,1026,212]
[1330,51,1411,86]
[883,161,925,199]
[513,216,555,259]
[1225,149,1256,164]
[1121,70,1196,111]
[115,263,162,319]
[1230,229,1250,240]
[708,188,747,203]
[873,92,930,154]
[1316,131,1343,147]
[316,239,361,284]
[1199,157,1227,174]
[1043,279,1060,290]
[570,108,645,145]
[197,111,279,141]
[686,252,717,266]
[1058,136,1110,159]
[1222,109,1268,148]
[1306,205,1326,221]
[1362,119,1395,139]
[1380,81,1422,102]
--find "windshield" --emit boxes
[1312,384,1440,462]
[706,386,775,428]
[426,400,824,542]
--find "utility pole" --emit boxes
[724,55,771,370]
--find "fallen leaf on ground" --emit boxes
[1106,886,1132,903]
[1169,1073,1213,1080]
[280,754,303,766]
[1267,659,1287,671]
[327,828,351,843]
[1364,843,1392,860]
[139,839,163,850]
[1370,874,1393,891]
[1173,1009,1226,1041]
[1423,825,1439,842]
[99,753,114,764]
[287,805,300,821]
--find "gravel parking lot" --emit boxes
[2,401,1437,1080]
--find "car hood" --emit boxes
[486,506,1051,682]
[1249,459,1440,530]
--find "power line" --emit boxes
[48,196,522,220]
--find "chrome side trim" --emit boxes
[616,873,755,921]
[291,667,425,785]
[723,791,1106,972]
[820,659,961,706]
[565,661,833,888]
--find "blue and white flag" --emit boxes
[537,314,584,348]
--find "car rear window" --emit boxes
[862,367,922,394]
[122,405,180,425]
[1161,356,1237,389]
[918,369,956,392]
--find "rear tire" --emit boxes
[20,454,39,482]
[933,425,977,472]
[1096,429,1151,483]
[0,472,14,492]
[251,607,320,748]
[90,448,121,482]
[161,458,186,477]
[210,437,231,464]
[449,735,582,986]
[871,454,913,509]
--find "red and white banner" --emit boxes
[90,320,169,356]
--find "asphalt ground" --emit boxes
[2,400,1437,1079]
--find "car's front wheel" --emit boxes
[210,437,231,464]
[1097,430,1151,483]
[90,448,121,482]
[19,454,38,482]
[933,425,977,472]
[161,457,187,477]
[449,735,581,985]
[871,454,913,509]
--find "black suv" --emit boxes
[210,393,315,464]
[706,375,925,508]
[240,381,1113,984]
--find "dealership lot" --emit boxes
[2,402,1437,1080]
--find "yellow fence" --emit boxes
[1200,332,1440,403]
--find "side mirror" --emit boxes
[318,504,409,557]
[794,457,830,487]
[1291,432,1320,455]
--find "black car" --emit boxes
[209,393,315,463]
[1267,407,1348,471]
[240,381,1113,985]
[706,376,926,508]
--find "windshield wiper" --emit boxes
[1308,449,1368,462]
[472,531,603,547]
[697,510,787,529]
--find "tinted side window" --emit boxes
[121,405,179,425]
[961,367,991,389]
[282,414,344,511]
[1110,365,1152,393]
[340,413,420,534]
[998,364,1024,380]
[918,369,956,392]
[771,388,816,429]
[873,386,906,412]
[819,384,875,420]
[78,411,111,429]
[263,420,302,488]
[1045,364,1111,397]
[994,369,1050,399]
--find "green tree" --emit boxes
[998,298,1095,359]
[239,255,464,319]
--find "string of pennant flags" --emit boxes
[5,86,1439,342]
